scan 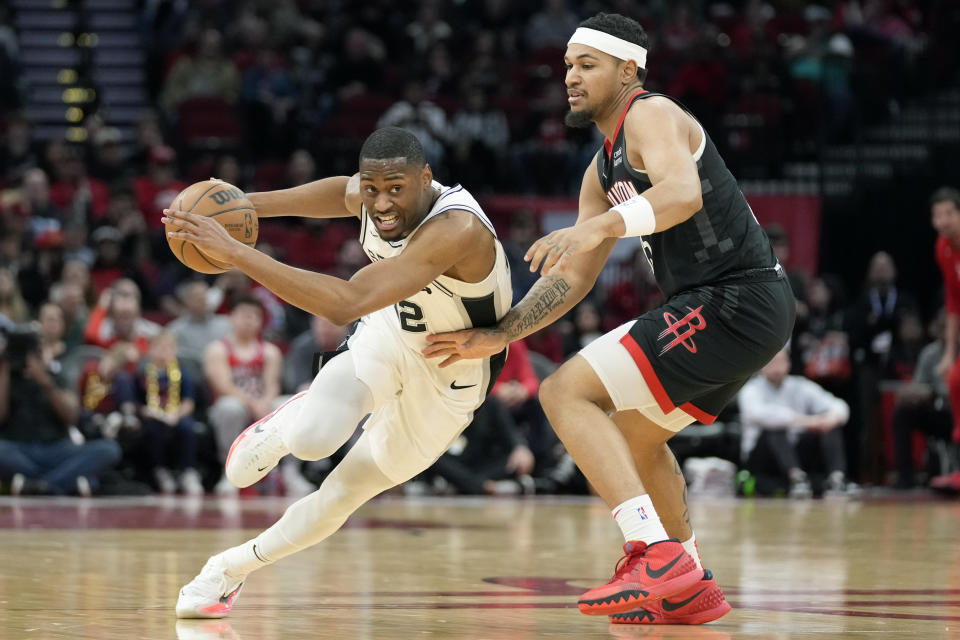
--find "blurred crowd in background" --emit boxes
[0,0,958,498]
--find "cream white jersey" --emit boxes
[354,181,512,393]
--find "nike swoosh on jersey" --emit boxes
[449,381,477,390]
[645,553,685,579]
[661,587,707,611]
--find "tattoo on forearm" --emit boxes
[503,277,572,339]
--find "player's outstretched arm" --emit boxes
[247,174,363,219]
[424,160,615,367]
[165,207,482,326]
[524,101,705,276]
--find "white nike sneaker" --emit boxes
[176,554,246,619]
[224,393,304,488]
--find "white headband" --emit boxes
[567,27,647,68]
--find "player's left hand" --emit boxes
[525,219,607,275]
[162,208,240,264]
[423,328,507,368]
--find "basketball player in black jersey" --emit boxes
[425,12,794,625]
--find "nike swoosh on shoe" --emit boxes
[661,587,707,611]
[645,553,685,579]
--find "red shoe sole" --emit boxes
[609,599,732,625]
[578,570,704,616]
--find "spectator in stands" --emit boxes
[48,145,111,222]
[240,48,297,155]
[490,339,550,456]
[377,81,449,166]
[0,329,120,496]
[89,127,132,186]
[739,348,857,498]
[525,0,579,50]
[129,111,166,174]
[212,154,245,191]
[22,168,65,242]
[89,225,151,298]
[449,87,510,192]
[134,331,202,495]
[405,4,452,55]
[430,396,535,495]
[203,294,311,496]
[562,299,605,358]
[887,310,926,380]
[168,279,231,364]
[37,301,69,373]
[327,27,385,101]
[161,28,240,115]
[846,250,918,483]
[0,113,40,181]
[0,267,29,327]
[76,343,138,442]
[794,275,851,388]
[17,223,65,310]
[285,149,316,188]
[49,280,89,350]
[61,220,94,267]
[892,310,952,489]
[133,145,188,230]
[84,280,161,355]
[284,316,346,393]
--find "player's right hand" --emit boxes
[423,328,507,368]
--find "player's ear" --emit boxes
[422,164,433,188]
[620,59,638,85]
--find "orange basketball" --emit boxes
[165,180,258,274]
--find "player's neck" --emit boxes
[595,84,644,141]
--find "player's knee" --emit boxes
[538,371,565,413]
[284,429,336,462]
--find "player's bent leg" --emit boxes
[177,434,400,619]
[225,351,375,488]
[557,322,703,616]
[539,355,644,508]
[613,411,692,544]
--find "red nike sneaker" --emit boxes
[608,569,731,625]
[578,539,702,616]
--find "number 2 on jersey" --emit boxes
[397,300,426,332]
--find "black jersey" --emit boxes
[596,90,778,299]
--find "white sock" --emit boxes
[682,534,703,570]
[612,495,668,544]
[221,536,279,576]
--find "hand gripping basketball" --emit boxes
[163,179,258,274]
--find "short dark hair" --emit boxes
[231,293,263,314]
[930,186,960,210]
[359,127,425,168]
[579,12,649,83]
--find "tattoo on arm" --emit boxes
[500,277,573,340]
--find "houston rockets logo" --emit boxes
[658,305,707,355]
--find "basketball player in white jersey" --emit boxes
[163,127,512,618]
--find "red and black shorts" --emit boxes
[580,272,794,428]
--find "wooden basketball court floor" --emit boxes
[1,494,957,640]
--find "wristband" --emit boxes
[611,195,655,237]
